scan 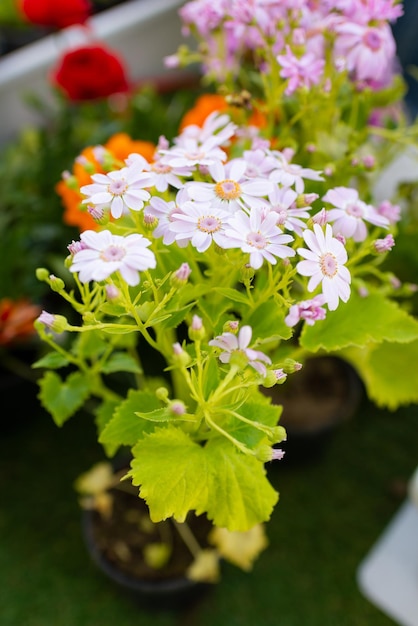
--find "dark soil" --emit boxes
[85,486,213,582]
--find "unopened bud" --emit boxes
[171,263,191,286]
[240,264,255,284]
[49,274,65,292]
[105,285,120,301]
[282,359,302,374]
[269,425,287,444]
[223,320,239,334]
[172,342,191,366]
[36,268,49,282]
[169,400,187,416]
[188,314,206,341]
[312,208,328,226]
[155,387,169,402]
[36,311,68,334]
[255,445,285,463]
[87,205,108,225]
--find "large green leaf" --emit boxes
[245,300,293,343]
[204,438,279,531]
[225,402,283,449]
[99,389,161,448]
[129,425,279,531]
[301,292,418,352]
[38,371,90,426]
[344,340,418,409]
[101,352,142,375]
[129,426,210,523]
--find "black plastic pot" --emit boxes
[81,495,213,610]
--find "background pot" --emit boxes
[265,356,364,464]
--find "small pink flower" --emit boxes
[209,325,271,376]
[285,295,327,327]
[374,234,395,253]
[277,45,325,95]
[377,200,401,224]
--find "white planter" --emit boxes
[0,0,186,144]
[357,493,418,626]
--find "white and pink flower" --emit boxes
[186,159,272,212]
[69,230,156,286]
[296,224,351,311]
[222,206,295,269]
[323,186,389,241]
[80,161,151,219]
[169,201,230,252]
[209,325,271,376]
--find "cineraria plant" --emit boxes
[33,0,418,580]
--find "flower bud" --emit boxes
[155,387,169,402]
[87,205,109,225]
[105,285,120,301]
[282,359,302,374]
[223,320,239,334]
[171,263,191,287]
[49,274,65,292]
[172,342,191,367]
[169,400,187,416]
[240,264,255,284]
[373,234,395,253]
[255,445,285,462]
[269,425,287,444]
[36,268,50,282]
[36,311,68,334]
[188,314,206,341]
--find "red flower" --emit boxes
[51,44,130,101]
[18,0,91,29]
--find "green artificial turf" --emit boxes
[0,374,416,626]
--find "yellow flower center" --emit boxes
[214,179,242,200]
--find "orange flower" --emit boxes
[56,179,98,231]
[58,146,105,231]
[105,133,156,163]
[58,135,157,232]
[0,298,41,346]
[179,94,228,130]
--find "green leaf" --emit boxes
[99,389,161,448]
[100,303,128,317]
[344,340,418,410]
[73,330,107,359]
[129,426,279,531]
[129,426,210,523]
[214,288,250,305]
[33,352,70,369]
[301,292,418,352]
[101,352,142,375]
[226,402,283,449]
[95,399,120,457]
[156,302,196,330]
[245,300,293,343]
[38,371,90,426]
[204,438,278,531]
